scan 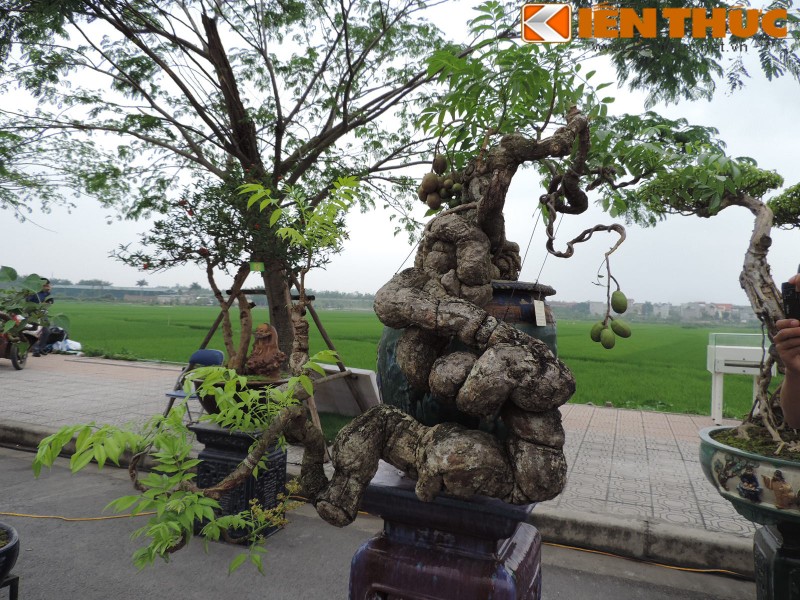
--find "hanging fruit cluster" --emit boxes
[416,153,464,210]
[589,290,632,350]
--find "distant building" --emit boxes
[53,284,171,300]
[52,284,212,305]
[652,303,671,319]
[588,301,606,316]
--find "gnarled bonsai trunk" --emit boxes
[735,194,785,441]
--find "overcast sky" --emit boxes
[3,7,799,306]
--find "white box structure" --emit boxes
[706,333,774,425]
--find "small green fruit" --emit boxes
[590,321,604,342]
[611,290,628,314]
[600,328,616,349]
[451,182,463,195]
[432,154,448,175]
[610,319,631,338]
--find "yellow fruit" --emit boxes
[590,321,604,342]
[421,172,439,194]
[611,290,628,314]
[610,319,631,338]
[600,328,616,349]
[432,154,448,175]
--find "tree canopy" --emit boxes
[2,0,799,353]
[0,0,456,220]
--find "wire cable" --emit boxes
[542,541,748,578]
[0,511,155,522]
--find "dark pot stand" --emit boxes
[754,522,800,600]
[349,461,542,600]
[700,427,800,600]
[189,421,287,540]
[0,575,18,600]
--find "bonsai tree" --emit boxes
[600,130,800,446]
[409,5,800,450]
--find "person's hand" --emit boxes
[790,273,800,292]
[774,318,800,374]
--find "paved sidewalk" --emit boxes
[0,354,755,576]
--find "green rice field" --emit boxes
[56,301,767,420]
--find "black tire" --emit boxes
[10,344,27,370]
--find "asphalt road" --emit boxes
[0,447,754,599]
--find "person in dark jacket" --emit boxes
[26,279,53,356]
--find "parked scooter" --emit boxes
[0,314,40,370]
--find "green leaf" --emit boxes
[21,274,45,290]
[70,450,94,472]
[250,553,264,574]
[104,435,122,464]
[153,463,182,473]
[93,443,108,469]
[0,266,18,282]
[105,495,141,513]
[228,553,248,574]
[299,375,314,397]
[305,361,326,376]
[269,208,283,227]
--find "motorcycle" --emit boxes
[0,313,40,370]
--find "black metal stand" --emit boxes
[349,462,542,600]
[0,574,18,600]
[754,522,800,600]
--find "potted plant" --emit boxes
[0,521,19,584]
[31,175,358,570]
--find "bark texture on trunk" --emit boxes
[261,266,294,366]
